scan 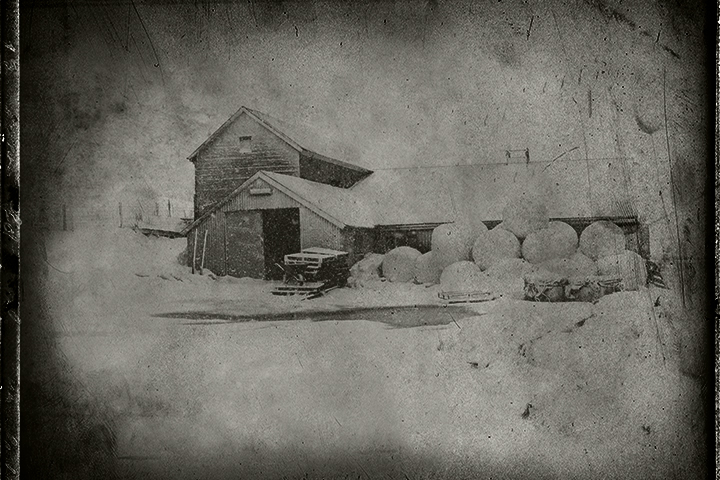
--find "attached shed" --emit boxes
[183,171,375,279]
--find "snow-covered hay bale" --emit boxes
[597,250,647,290]
[483,258,537,298]
[347,253,385,288]
[440,261,491,293]
[521,222,578,264]
[484,258,537,280]
[471,225,521,270]
[414,251,443,285]
[539,252,597,278]
[548,221,578,246]
[501,193,549,240]
[432,222,487,268]
[382,246,422,283]
[579,220,626,260]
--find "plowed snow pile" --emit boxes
[442,292,704,478]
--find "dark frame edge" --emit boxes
[1,0,21,478]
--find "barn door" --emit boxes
[225,210,264,278]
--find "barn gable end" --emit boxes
[189,107,373,218]
[191,111,301,217]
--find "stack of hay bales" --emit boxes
[597,250,647,291]
[471,224,522,270]
[347,253,385,288]
[521,221,579,264]
[414,251,443,285]
[431,222,487,269]
[440,261,491,293]
[501,193,549,240]
[381,246,422,283]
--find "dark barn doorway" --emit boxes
[263,208,301,280]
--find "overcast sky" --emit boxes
[22,0,708,226]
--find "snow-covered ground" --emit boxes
[37,227,707,479]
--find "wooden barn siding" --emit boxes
[227,182,299,211]
[300,209,345,251]
[189,183,348,276]
[194,113,300,216]
[225,179,346,252]
[187,212,227,275]
[343,227,376,265]
[299,154,370,188]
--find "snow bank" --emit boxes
[348,253,385,288]
[382,246,422,282]
[597,250,648,290]
[440,261,491,293]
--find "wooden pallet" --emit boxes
[271,282,325,296]
[438,291,497,304]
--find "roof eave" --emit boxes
[302,150,373,175]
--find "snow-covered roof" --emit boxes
[261,171,376,228]
[183,170,376,234]
[185,158,636,235]
[350,159,636,226]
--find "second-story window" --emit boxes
[238,135,252,153]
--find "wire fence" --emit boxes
[25,199,193,232]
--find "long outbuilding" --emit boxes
[184,107,647,279]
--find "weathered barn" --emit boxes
[184,107,646,279]
[183,106,374,278]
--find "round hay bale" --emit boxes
[484,258,537,280]
[348,253,385,288]
[501,193,549,240]
[597,250,647,291]
[414,251,443,285]
[483,258,537,298]
[548,221,578,246]
[432,222,487,268]
[579,221,626,260]
[471,226,521,270]
[521,224,578,264]
[539,252,597,278]
[440,261,490,293]
[382,246,422,282]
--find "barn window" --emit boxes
[238,135,252,153]
[505,148,529,164]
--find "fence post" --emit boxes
[168,199,172,217]
[200,228,208,275]
[119,202,123,228]
[155,202,159,216]
[191,229,198,274]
